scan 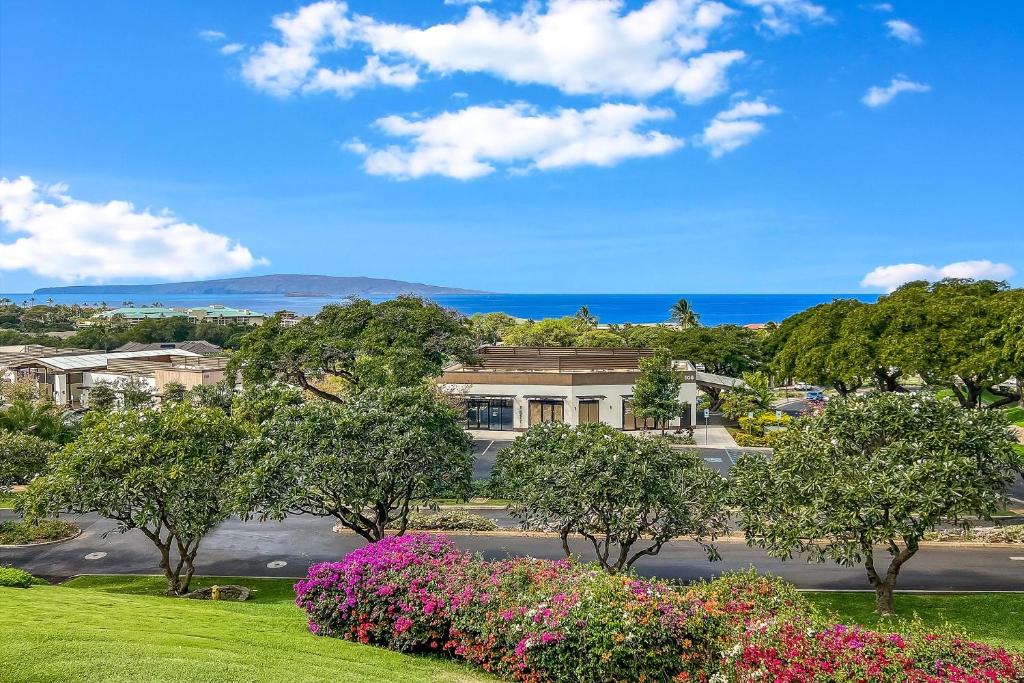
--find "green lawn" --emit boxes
[0,575,494,683]
[805,592,1024,652]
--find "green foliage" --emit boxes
[401,510,498,532]
[19,402,253,595]
[120,376,153,410]
[241,385,473,541]
[669,297,700,328]
[737,410,791,436]
[230,383,304,426]
[731,392,1021,614]
[630,347,685,431]
[0,399,75,443]
[85,381,116,411]
[0,519,78,545]
[0,431,58,489]
[495,422,728,572]
[467,312,518,345]
[231,297,475,401]
[0,566,47,588]
[161,382,187,405]
[719,370,773,420]
[187,380,236,413]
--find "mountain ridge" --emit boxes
[34,274,489,296]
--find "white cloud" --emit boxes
[739,0,831,35]
[869,3,893,12]
[861,260,1016,292]
[699,98,781,156]
[241,0,744,101]
[862,75,930,107]
[885,18,921,44]
[198,29,226,41]
[304,56,419,97]
[351,103,683,180]
[0,177,266,282]
[220,43,245,55]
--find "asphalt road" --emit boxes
[3,512,1023,590]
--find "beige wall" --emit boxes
[154,368,225,393]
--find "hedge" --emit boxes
[295,534,1023,682]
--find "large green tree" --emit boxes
[988,289,1024,408]
[630,348,685,433]
[230,297,476,402]
[880,279,1012,408]
[719,371,773,420]
[731,393,1020,615]
[494,423,728,573]
[19,403,251,595]
[0,399,74,443]
[665,325,763,408]
[240,385,472,542]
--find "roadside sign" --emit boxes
[703,408,710,419]
[775,409,783,421]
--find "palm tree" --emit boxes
[574,305,598,329]
[669,298,700,329]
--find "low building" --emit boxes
[184,305,266,326]
[438,346,698,433]
[91,307,186,324]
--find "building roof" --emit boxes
[114,340,222,355]
[186,305,264,318]
[445,346,695,374]
[96,307,186,319]
[7,348,199,372]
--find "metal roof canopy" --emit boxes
[8,348,200,372]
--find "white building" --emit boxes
[438,346,698,433]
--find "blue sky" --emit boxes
[1,0,1021,294]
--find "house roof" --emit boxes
[7,348,200,372]
[96,307,186,319]
[186,305,264,317]
[445,346,695,373]
[114,340,222,355]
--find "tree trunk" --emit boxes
[157,542,180,596]
[863,541,917,616]
[874,579,896,615]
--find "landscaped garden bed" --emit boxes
[296,533,1024,682]
[0,518,79,545]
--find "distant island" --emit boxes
[34,274,488,297]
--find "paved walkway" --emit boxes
[694,423,739,448]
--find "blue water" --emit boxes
[2,292,879,325]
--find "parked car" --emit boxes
[805,390,826,401]
[794,382,813,391]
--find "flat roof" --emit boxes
[444,346,695,374]
[7,348,200,372]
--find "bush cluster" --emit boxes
[0,519,79,545]
[295,534,1024,682]
[402,510,498,532]
[0,566,47,588]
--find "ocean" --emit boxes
[2,292,880,325]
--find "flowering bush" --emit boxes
[296,534,1024,683]
[718,616,1023,682]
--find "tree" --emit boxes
[119,376,153,410]
[574,305,598,329]
[188,380,235,413]
[230,297,476,402]
[468,312,519,345]
[719,371,773,420]
[771,301,867,396]
[669,298,700,329]
[161,382,187,405]
[230,383,304,427]
[502,316,595,347]
[731,393,1020,615]
[988,289,1024,408]
[240,385,473,542]
[880,279,1010,408]
[86,382,116,412]
[630,348,685,434]
[0,431,57,492]
[495,423,727,573]
[19,403,251,595]
[665,325,763,408]
[0,399,74,443]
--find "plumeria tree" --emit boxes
[494,422,728,573]
[19,403,252,595]
[731,393,1020,614]
[0,431,57,492]
[240,385,473,541]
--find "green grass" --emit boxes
[0,575,495,683]
[0,519,78,545]
[805,592,1024,651]
[0,492,18,509]
[1003,404,1024,427]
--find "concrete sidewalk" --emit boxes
[693,424,739,448]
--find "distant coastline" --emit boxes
[33,274,489,297]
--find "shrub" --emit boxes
[737,410,791,436]
[402,510,498,532]
[924,526,1024,544]
[297,534,1024,683]
[0,519,78,545]
[717,616,1023,682]
[0,566,47,588]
